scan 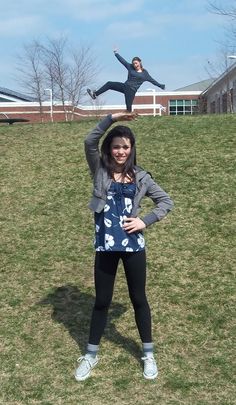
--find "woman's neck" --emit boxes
[112,171,133,183]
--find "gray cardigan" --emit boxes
[84,114,173,227]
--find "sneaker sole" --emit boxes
[75,372,91,381]
[143,371,158,380]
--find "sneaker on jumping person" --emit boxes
[141,356,158,380]
[74,354,99,381]
[87,88,96,100]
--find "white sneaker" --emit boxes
[87,88,96,100]
[75,354,98,381]
[141,356,158,380]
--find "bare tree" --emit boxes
[208,1,236,46]
[16,40,45,121]
[65,45,97,119]
[208,1,236,18]
[44,37,69,120]
[205,1,236,94]
[206,47,232,78]
[16,36,98,121]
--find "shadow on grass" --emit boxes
[38,284,141,360]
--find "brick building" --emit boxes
[1,74,232,124]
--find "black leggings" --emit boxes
[88,250,152,345]
[95,81,136,112]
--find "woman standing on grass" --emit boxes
[87,48,165,112]
[75,111,173,381]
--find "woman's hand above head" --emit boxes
[113,45,119,53]
[122,217,146,234]
[111,111,138,122]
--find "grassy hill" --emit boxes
[0,114,235,405]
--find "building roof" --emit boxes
[174,79,215,92]
[0,87,35,102]
[201,62,236,95]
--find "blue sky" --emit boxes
[0,0,230,104]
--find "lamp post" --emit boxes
[44,88,53,122]
[226,56,236,113]
[146,88,156,117]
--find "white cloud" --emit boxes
[64,0,146,21]
[103,7,225,43]
[144,9,225,34]
[0,16,42,37]
[105,20,158,39]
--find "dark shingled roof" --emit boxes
[0,87,36,101]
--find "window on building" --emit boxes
[169,99,198,115]
[210,101,216,113]
[222,92,227,113]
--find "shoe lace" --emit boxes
[141,356,156,370]
[77,356,93,368]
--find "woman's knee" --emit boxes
[94,296,112,311]
[130,293,148,310]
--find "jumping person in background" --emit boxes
[74,111,173,381]
[87,48,165,112]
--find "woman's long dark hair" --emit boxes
[132,56,144,70]
[101,125,136,180]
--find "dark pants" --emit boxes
[95,81,136,112]
[88,250,152,345]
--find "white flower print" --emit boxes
[121,238,129,247]
[96,246,105,251]
[126,247,133,252]
[104,218,112,227]
[105,234,115,250]
[137,233,145,248]
[95,224,100,233]
[124,197,132,214]
[107,195,115,204]
[104,204,110,212]
[119,215,127,228]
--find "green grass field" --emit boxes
[0,114,235,405]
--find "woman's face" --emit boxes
[132,59,142,71]
[110,137,132,166]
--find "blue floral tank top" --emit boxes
[94,181,145,252]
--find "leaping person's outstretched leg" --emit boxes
[87,81,126,101]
